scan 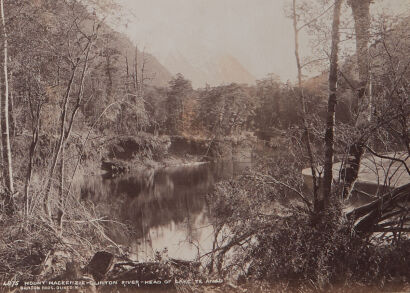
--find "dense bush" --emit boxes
[244,211,410,290]
[205,160,409,292]
[108,134,171,161]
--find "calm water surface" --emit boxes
[80,161,251,261]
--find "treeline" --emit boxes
[148,73,329,139]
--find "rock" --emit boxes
[84,251,114,281]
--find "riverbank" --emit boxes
[0,133,260,291]
[100,154,207,177]
[100,133,257,177]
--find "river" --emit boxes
[79,161,251,261]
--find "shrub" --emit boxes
[206,166,409,292]
[108,134,171,161]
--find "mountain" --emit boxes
[164,51,209,88]
[163,51,256,88]
[102,30,173,88]
[29,0,173,88]
[216,54,257,86]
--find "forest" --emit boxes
[0,0,409,292]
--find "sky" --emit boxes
[114,0,409,82]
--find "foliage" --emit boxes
[107,134,171,161]
[0,194,117,282]
[165,73,195,135]
[246,213,410,291]
[198,84,256,137]
[205,165,410,291]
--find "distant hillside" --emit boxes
[83,2,173,87]
[164,51,209,88]
[101,29,173,88]
[164,52,256,88]
[217,54,256,86]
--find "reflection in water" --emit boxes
[80,161,251,261]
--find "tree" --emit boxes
[322,0,343,209]
[254,75,283,131]
[198,84,254,137]
[341,0,373,199]
[35,0,101,220]
[165,73,193,135]
[291,0,322,212]
[0,0,14,213]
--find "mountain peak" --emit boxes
[216,54,256,86]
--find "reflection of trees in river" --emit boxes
[80,164,217,243]
[79,161,252,248]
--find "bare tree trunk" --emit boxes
[341,0,372,199]
[139,50,145,98]
[64,40,93,143]
[322,0,343,204]
[120,55,130,131]
[134,45,138,96]
[106,55,113,98]
[59,39,93,229]
[56,145,65,233]
[25,131,39,216]
[24,97,42,216]
[292,0,319,212]
[43,65,78,218]
[43,36,93,219]
[9,70,15,137]
[350,0,371,110]
[59,147,65,200]
[0,0,14,209]
[125,55,129,91]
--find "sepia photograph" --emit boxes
[0,0,409,292]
